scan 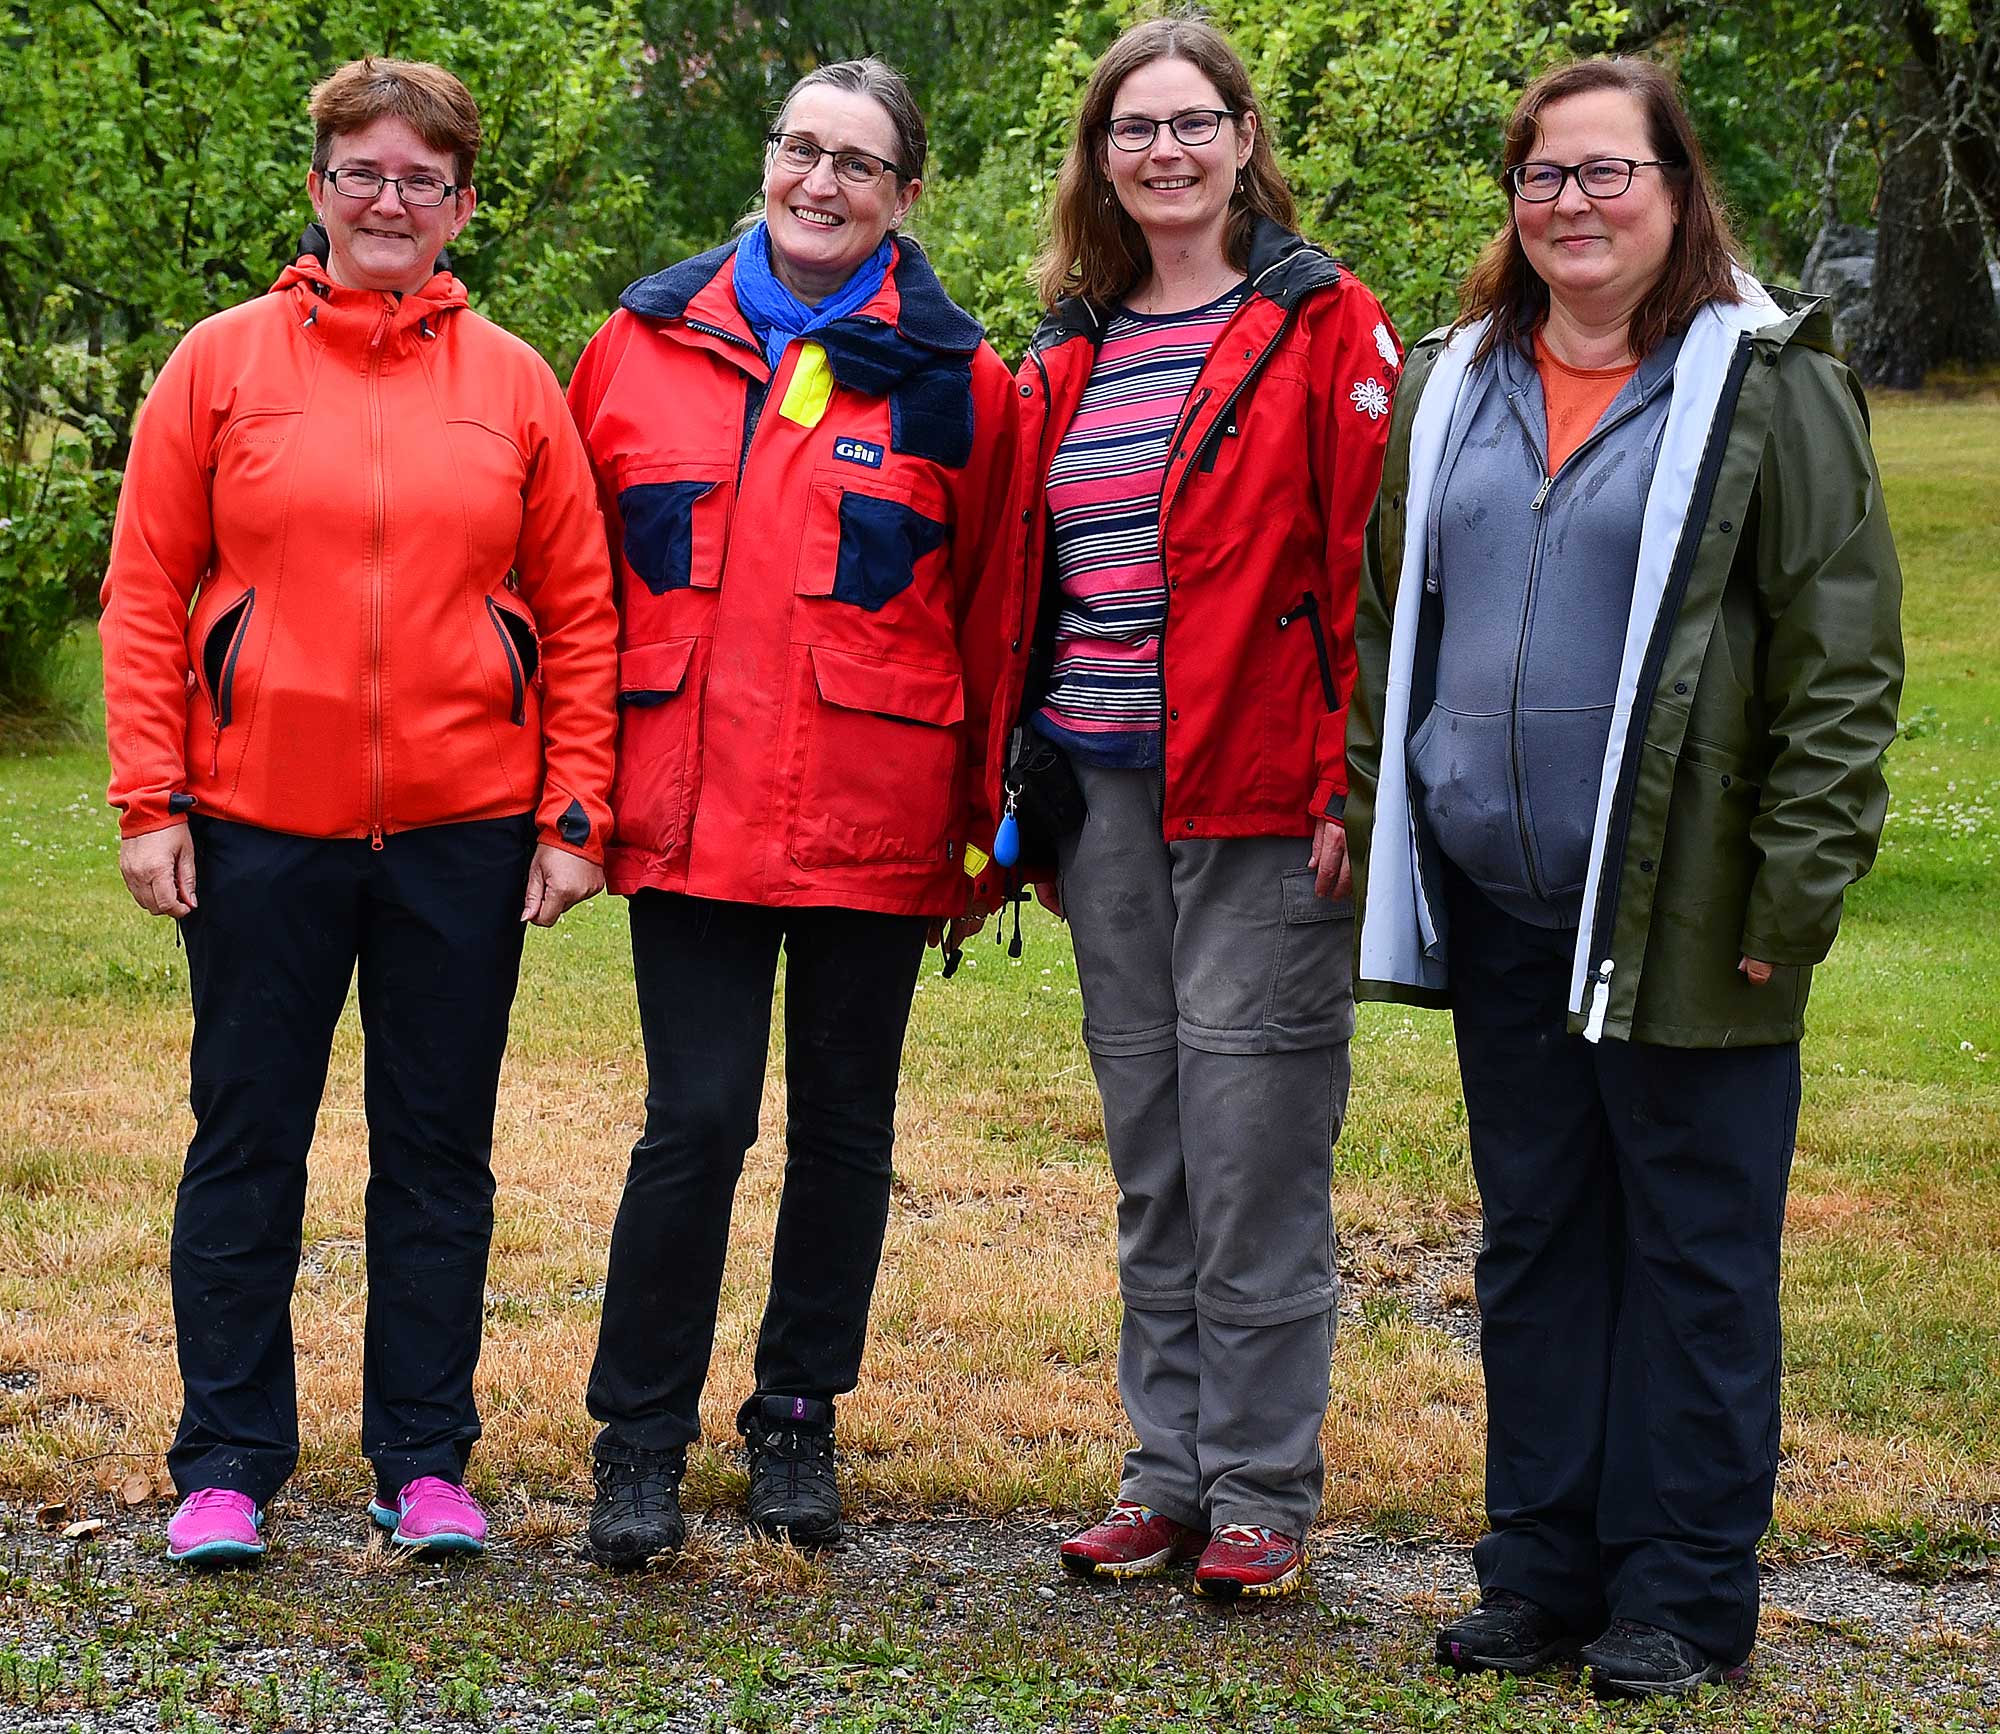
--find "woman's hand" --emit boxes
[1738,956,1773,986]
[1310,817,1351,900]
[1033,880,1065,921]
[926,916,986,951]
[522,845,605,927]
[120,824,197,917]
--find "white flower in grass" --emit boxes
[1349,378,1390,421]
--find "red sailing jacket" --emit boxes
[566,236,1022,916]
[1014,218,1400,836]
[100,256,618,856]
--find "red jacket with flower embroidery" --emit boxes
[565,236,1022,916]
[99,256,618,856]
[1013,219,1400,836]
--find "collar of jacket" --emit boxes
[1028,214,1344,355]
[270,248,468,347]
[620,232,983,391]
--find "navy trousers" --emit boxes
[587,892,928,1459]
[1445,865,1801,1665]
[169,814,534,1505]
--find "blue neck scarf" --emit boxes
[732,220,893,374]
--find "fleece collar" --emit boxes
[621,232,983,368]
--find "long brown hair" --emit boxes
[1456,57,1743,362]
[1034,12,1295,309]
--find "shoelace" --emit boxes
[1210,1523,1288,1548]
[1102,1501,1155,1527]
[753,1428,836,1500]
[179,1487,251,1516]
[402,1476,480,1516]
[595,1459,684,1513]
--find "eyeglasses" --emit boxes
[766,132,908,188]
[322,167,459,207]
[1106,109,1237,152]
[1506,157,1678,202]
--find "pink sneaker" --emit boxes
[165,1488,265,1567]
[369,1476,487,1553]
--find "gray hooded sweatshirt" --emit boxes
[1409,330,1683,928]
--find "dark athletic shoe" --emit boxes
[1436,1589,1580,1675]
[586,1453,687,1570]
[743,1395,842,1549]
[1580,1618,1746,1698]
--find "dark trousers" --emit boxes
[1444,865,1800,1666]
[170,814,534,1505]
[587,892,928,1458]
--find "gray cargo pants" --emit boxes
[1057,762,1353,1537]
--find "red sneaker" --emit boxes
[1191,1523,1307,1599]
[1059,1501,1206,1580]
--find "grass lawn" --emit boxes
[0,393,1994,1729]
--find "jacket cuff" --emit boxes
[118,795,189,839]
[537,791,608,865]
[1309,779,1347,822]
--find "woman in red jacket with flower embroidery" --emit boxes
[565,57,1021,1568]
[1016,17,1398,1600]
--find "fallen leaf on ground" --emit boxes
[36,1502,68,1530]
[118,1471,154,1506]
[61,1517,104,1540]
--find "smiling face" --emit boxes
[761,86,919,303]
[1514,87,1679,322]
[308,115,474,295]
[1101,57,1253,257]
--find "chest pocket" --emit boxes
[618,460,733,594]
[796,467,951,613]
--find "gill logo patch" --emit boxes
[833,436,884,469]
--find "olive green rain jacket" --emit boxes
[1347,286,1904,1048]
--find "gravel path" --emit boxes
[3,1496,1996,1731]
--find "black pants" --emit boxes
[1444,865,1800,1665]
[587,892,928,1458]
[170,814,534,1505]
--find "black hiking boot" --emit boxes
[1580,1618,1745,1698]
[742,1395,842,1549]
[586,1451,687,1570]
[1436,1589,1580,1675]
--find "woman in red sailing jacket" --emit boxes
[565,57,1021,1567]
[1017,16,1398,1600]
[99,58,617,1567]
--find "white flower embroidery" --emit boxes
[1350,377,1390,421]
[1373,321,1400,373]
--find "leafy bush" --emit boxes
[0,446,117,710]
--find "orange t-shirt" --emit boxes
[1535,335,1639,475]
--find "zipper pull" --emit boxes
[1584,958,1614,1043]
[1530,474,1555,511]
[209,721,221,779]
[370,825,385,852]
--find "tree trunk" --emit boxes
[1851,58,2000,387]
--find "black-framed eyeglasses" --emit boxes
[766,132,909,188]
[1506,157,1678,202]
[322,166,459,207]
[1106,109,1237,152]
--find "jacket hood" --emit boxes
[1030,215,1345,354]
[275,231,469,341]
[620,232,983,357]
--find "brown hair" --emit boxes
[1034,11,1296,308]
[1456,57,1743,362]
[309,57,481,189]
[775,57,928,183]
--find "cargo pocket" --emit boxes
[618,464,731,595]
[1267,866,1356,1047]
[791,644,964,869]
[796,472,951,614]
[485,598,539,726]
[611,637,701,861]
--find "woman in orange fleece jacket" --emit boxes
[97,57,617,1566]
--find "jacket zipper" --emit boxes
[1501,380,1658,903]
[1578,336,1758,1036]
[486,597,529,726]
[1277,590,1338,709]
[367,305,388,848]
[1155,307,1302,822]
[205,590,257,776]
